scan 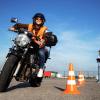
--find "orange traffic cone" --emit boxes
[64,63,80,94]
[77,72,83,86]
[82,73,85,83]
[77,72,85,86]
[81,72,85,84]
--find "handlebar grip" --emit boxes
[8,28,18,32]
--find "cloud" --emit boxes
[46,30,99,72]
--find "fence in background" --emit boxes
[62,71,97,79]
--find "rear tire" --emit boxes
[0,55,19,92]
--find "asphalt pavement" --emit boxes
[0,78,100,100]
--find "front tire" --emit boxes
[0,55,19,92]
[29,75,43,87]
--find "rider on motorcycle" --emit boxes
[10,13,49,77]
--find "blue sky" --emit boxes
[0,0,100,73]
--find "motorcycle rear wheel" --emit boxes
[0,55,19,92]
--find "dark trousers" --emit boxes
[38,47,46,68]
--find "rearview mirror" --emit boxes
[11,18,18,23]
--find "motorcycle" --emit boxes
[0,18,50,92]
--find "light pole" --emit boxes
[96,50,100,83]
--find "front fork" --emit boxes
[13,48,29,77]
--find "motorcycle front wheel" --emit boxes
[0,55,19,92]
[29,75,43,87]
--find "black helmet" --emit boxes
[32,13,46,26]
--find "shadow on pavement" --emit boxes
[54,86,65,91]
[7,82,31,92]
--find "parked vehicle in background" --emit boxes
[44,71,51,78]
[44,71,58,78]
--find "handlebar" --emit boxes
[8,28,18,32]
[9,27,34,38]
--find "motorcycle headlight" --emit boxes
[15,34,30,47]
